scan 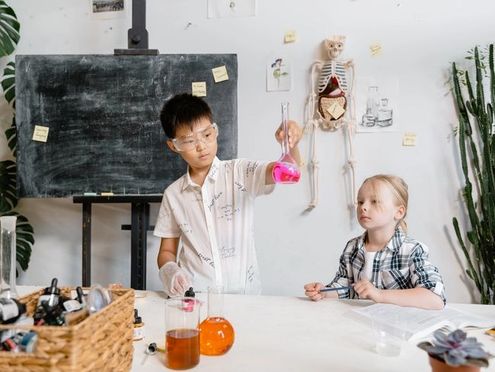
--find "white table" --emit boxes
[131,291,495,372]
[17,287,495,371]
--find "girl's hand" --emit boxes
[275,120,302,148]
[304,282,327,301]
[353,279,383,302]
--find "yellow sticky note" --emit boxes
[284,31,297,44]
[192,82,207,97]
[370,43,382,56]
[326,102,346,120]
[212,66,229,83]
[32,125,49,142]
[101,192,114,196]
[402,132,417,146]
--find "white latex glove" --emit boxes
[159,262,192,296]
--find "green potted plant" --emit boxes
[418,329,493,372]
[451,44,495,305]
[0,0,34,273]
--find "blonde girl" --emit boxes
[304,174,445,310]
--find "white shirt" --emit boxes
[154,157,275,294]
[361,250,377,282]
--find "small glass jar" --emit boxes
[133,309,144,341]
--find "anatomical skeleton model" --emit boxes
[304,35,356,211]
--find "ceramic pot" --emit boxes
[429,356,480,372]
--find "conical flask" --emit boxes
[199,286,235,356]
[0,216,18,299]
[272,102,301,184]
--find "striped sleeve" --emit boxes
[408,243,446,304]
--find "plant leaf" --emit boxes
[1,60,15,108]
[0,1,20,57]
[0,159,16,212]
[5,116,15,155]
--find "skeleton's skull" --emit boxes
[325,36,345,60]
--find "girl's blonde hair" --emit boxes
[362,174,408,232]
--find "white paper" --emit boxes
[266,57,291,92]
[356,76,399,133]
[350,303,494,341]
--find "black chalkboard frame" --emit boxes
[16,54,238,197]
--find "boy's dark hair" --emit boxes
[160,93,213,138]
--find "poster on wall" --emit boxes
[90,0,126,19]
[207,0,257,18]
[356,76,399,133]
[266,57,291,92]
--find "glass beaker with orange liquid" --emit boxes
[272,102,301,184]
[164,297,201,370]
[199,286,235,356]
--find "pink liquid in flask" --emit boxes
[273,160,301,184]
[272,102,300,184]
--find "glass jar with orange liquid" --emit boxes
[199,286,235,356]
[164,297,201,370]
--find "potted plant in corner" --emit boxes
[451,44,495,305]
[0,0,35,274]
[418,329,493,372]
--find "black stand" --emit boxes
[114,0,158,56]
[73,194,163,289]
[75,1,161,289]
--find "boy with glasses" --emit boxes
[154,93,301,296]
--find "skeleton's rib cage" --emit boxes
[318,61,349,94]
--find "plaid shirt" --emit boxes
[328,228,446,303]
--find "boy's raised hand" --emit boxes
[353,279,383,302]
[275,120,302,149]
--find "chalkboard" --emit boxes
[16,54,238,197]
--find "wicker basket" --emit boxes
[0,287,135,372]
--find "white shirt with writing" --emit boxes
[154,157,274,294]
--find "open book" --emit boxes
[350,303,494,341]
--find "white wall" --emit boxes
[2,0,492,303]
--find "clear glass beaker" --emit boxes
[366,86,379,117]
[0,216,18,299]
[372,315,405,357]
[376,98,393,127]
[164,297,201,370]
[199,286,235,356]
[361,86,379,127]
[272,102,301,184]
